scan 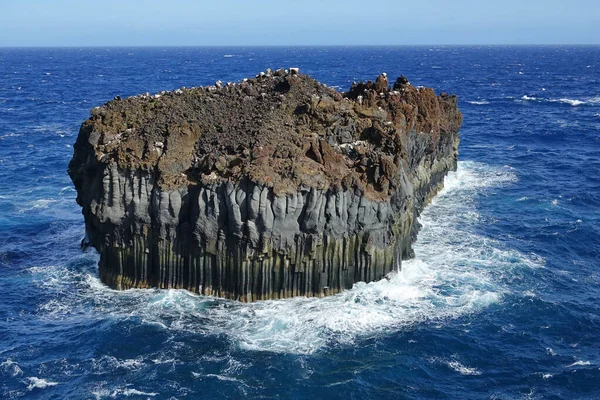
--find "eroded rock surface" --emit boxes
[69,69,462,301]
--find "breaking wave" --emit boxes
[28,161,539,355]
[519,95,600,106]
[25,377,58,391]
[91,386,158,399]
[429,357,482,376]
[467,100,490,105]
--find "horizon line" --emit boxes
[1,44,599,49]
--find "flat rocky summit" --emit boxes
[69,69,462,301]
[73,69,460,197]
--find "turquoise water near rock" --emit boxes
[1,46,599,399]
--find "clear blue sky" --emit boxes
[0,0,598,46]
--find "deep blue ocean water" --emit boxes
[1,46,599,399]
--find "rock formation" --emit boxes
[68,69,462,301]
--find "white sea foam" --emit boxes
[59,186,76,194]
[568,360,592,367]
[446,360,482,375]
[0,132,22,139]
[31,161,540,355]
[38,299,75,318]
[91,356,145,372]
[205,373,245,383]
[30,265,80,292]
[92,386,157,399]
[23,198,58,211]
[25,377,58,390]
[429,357,482,375]
[1,359,23,377]
[553,98,585,106]
[467,100,490,105]
[113,388,157,397]
[520,95,598,106]
[588,96,600,104]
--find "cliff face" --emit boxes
[68,70,461,301]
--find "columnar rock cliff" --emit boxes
[68,69,462,301]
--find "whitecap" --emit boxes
[0,132,22,139]
[568,360,592,367]
[1,359,23,377]
[18,198,58,213]
[205,373,245,383]
[92,386,157,399]
[521,95,537,101]
[467,100,490,105]
[91,356,145,372]
[446,360,482,375]
[223,54,234,58]
[25,377,58,390]
[38,299,75,318]
[554,98,585,106]
[29,265,79,290]
[113,388,157,397]
[430,357,482,375]
[151,357,177,365]
[59,186,76,194]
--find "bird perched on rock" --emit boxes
[375,72,388,92]
[393,75,410,90]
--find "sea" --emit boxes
[0,46,599,399]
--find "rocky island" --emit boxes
[68,69,461,302]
